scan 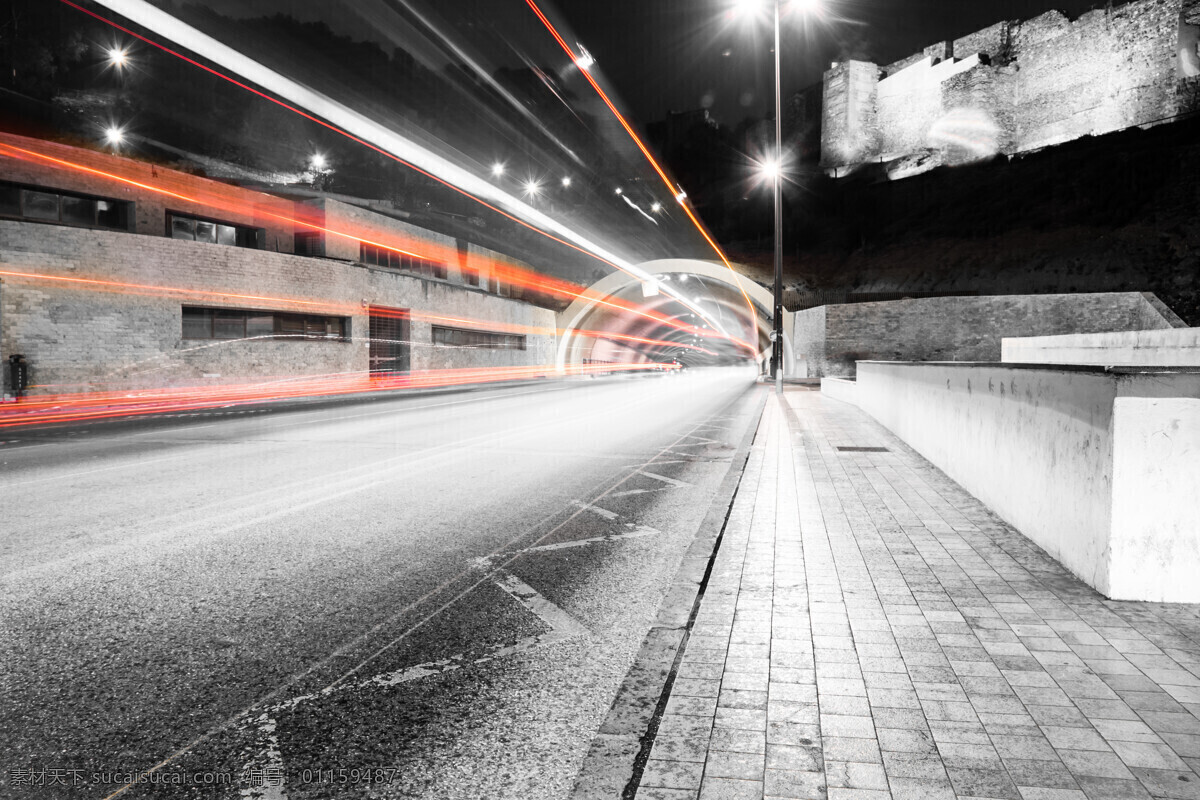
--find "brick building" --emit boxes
[0,132,559,396]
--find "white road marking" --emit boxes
[636,470,692,488]
[571,500,619,520]
[236,567,590,800]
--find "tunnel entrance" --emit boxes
[556,259,795,376]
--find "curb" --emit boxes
[569,385,769,800]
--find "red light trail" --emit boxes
[522,0,760,325]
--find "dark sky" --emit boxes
[554,0,1106,126]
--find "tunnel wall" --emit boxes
[0,221,557,393]
[793,292,1182,377]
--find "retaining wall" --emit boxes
[851,361,1200,602]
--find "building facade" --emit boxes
[0,132,559,396]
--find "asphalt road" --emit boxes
[0,369,763,800]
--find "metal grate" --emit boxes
[836,446,889,453]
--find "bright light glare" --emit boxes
[789,0,823,15]
[561,176,572,188]
[107,47,128,67]
[733,0,762,17]
[310,153,327,170]
[614,187,623,195]
[675,190,687,204]
[575,45,595,71]
[758,160,781,181]
[524,180,541,197]
[491,162,505,178]
[651,202,662,213]
[104,126,125,145]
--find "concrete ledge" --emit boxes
[1003,327,1200,366]
[821,376,859,406]
[855,361,1200,603]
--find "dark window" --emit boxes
[61,195,93,225]
[295,231,324,257]
[361,243,447,280]
[0,184,19,216]
[431,325,526,351]
[213,310,245,339]
[23,191,59,221]
[182,307,347,341]
[0,182,129,230]
[168,213,261,249]
[182,307,212,340]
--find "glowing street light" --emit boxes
[733,0,822,389]
[103,126,125,147]
[575,45,596,71]
[524,180,542,198]
[491,162,505,178]
[107,47,129,69]
[651,201,663,213]
[310,153,328,171]
[614,187,623,195]
[561,176,572,188]
[758,159,781,182]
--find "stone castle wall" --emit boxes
[821,0,1200,177]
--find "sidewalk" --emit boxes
[636,387,1200,800]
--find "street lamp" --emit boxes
[735,0,822,391]
[103,126,125,147]
[491,162,506,178]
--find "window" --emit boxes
[169,213,261,249]
[431,326,526,351]
[0,182,130,230]
[360,243,447,279]
[182,307,347,341]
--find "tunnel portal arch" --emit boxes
[555,259,795,375]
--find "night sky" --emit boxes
[555,0,1107,126]
[183,0,1111,128]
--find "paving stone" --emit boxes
[634,394,1200,800]
[642,759,706,790]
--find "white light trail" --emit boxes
[90,0,737,341]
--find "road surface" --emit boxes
[1,370,763,799]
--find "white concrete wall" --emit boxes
[1109,389,1200,600]
[1003,327,1200,366]
[821,377,858,406]
[855,361,1200,602]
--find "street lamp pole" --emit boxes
[771,0,784,393]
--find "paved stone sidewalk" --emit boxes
[636,388,1200,800]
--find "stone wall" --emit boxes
[0,221,557,393]
[821,0,1200,176]
[793,292,1183,377]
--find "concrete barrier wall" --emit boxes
[1003,327,1200,366]
[820,377,858,406]
[855,361,1200,602]
[794,292,1183,378]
